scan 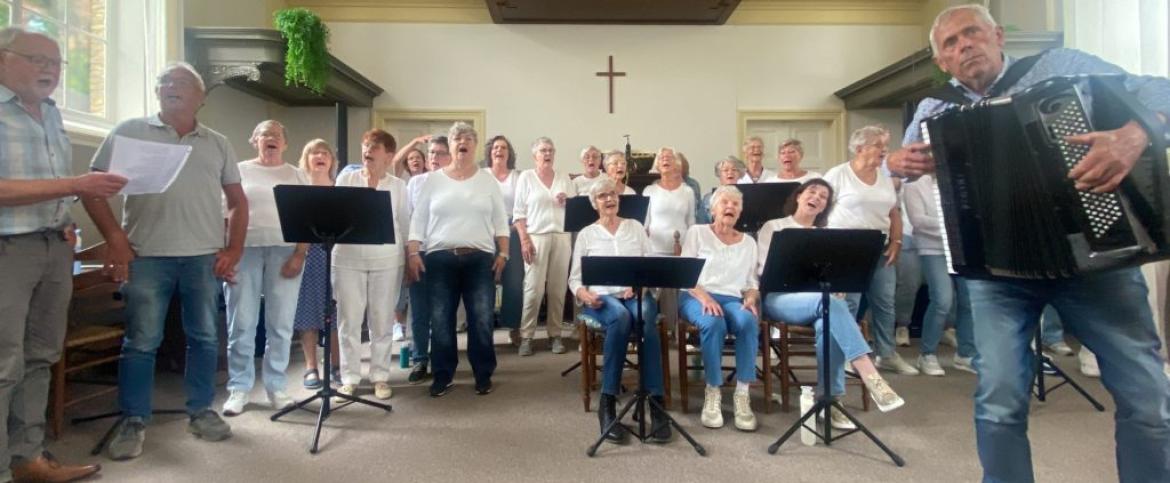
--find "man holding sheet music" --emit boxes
[82,63,249,461]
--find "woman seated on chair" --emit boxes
[757,178,905,427]
[678,185,761,432]
[568,178,669,445]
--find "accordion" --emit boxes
[923,75,1170,279]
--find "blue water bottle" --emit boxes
[399,344,412,369]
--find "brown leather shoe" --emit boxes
[11,453,100,483]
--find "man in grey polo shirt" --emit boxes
[0,27,124,482]
[82,63,249,461]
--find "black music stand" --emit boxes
[560,196,650,377]
[270,185,395,454]
[1032,326,1105,411]
[760,228,905,467]
[582,256,707,457]
[734,182,800,233]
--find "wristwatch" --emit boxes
[497,252,509,261]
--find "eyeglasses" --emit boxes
[1,49,65,69]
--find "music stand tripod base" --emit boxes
[1031,327,1105,411]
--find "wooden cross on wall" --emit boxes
[595,55,626,114]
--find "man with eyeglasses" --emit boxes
[0,27,125,483]
[82,62,248,461]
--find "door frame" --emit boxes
[736,109,847,166]
[372,109,488,160]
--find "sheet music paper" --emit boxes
[108,135,193,195]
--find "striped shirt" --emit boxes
[0,84,72,235]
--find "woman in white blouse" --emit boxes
[775,138,822,184]
[758,179,905,421]
[222,120,307,416]
[331,129,409,402]
[602,151,636,195]
[569,178,669,445]
[484,135,523,341]
[513,137,577,356]
[679,185,761,432]
[571,145,604,195]
[407,122,509,397]
[823,125,912,376]
[644,147,695,332]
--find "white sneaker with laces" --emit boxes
[876,353,920,376]
[222,390,249,416]
[940,328,958,348]
[334,384,356,404]
[822,407,856,430]
[374,382,393,400]
[1078,347,1100,378]
[732,390,757,432]
[267,390,295,410]
[895,327,910,347]
[700,386,723,429]
[917,354,946,376]
[953,355,977,374]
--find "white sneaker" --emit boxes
[876,353,920,376]
[770,326,780,340]
[1045,341,1075,357]
[334,384,356,404]
[392,323,405,342]
[917,354,946,376]
[953,355,977,374]
[821,407,856,430]
[222,390,249,416]
[940,328,958,348]
[862,373,905,412]
[1164,362,1170,381]
[267,390,295,410]
[1078,348,1100,378]
[895,327,910,347]
[701,386,724,429]
[732,390,757,432]
[374,382,393,400]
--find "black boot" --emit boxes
[599,394,629,444]
[648,395,673,443]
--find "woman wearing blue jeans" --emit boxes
[758,179,905,427]
[678,186,761,432]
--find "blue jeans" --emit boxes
[764,293,870,397]
[224,246,301,394]
[409,264,430,364]
[120,255,220,418]
[426,250,497,386]
[844,259,897,358]
[679,292,758,387]
[953,278,977,359]
[919,255,955,355]
[581,293,663,396]
[967,268,1170,482]
[894,234,922,326]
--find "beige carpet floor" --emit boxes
[47,334,1121,483]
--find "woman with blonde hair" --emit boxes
[291,139,341,390]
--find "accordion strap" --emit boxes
[923,51,1048,106]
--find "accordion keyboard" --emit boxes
[1049,99,1124,239]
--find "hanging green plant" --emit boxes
[274,8,330,94]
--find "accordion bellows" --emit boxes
[924,75,1170,279]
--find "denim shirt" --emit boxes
[0,85,72,235]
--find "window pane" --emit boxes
[23,0,63,21]
[67,0,102,32]
[65,31,103,116]
[23,10,61,38]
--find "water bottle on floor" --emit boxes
[800,386,816,446]
[399,344,412,369]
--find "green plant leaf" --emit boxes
[274,8,330,94]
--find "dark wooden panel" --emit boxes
[486,0,740,25]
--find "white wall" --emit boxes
[328,23,922,188]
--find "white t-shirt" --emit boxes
[681,224,759,298]
[775,170,823,184]
[513,169,577,235]
[409,169,509,254]
[643,182,696,255]
[823,163,898,235]
[903,174,944,256]
[571,173,604,197]
[567,219,653,296]
[332,169,409,270]
[237,160,308,247]
[756,216,808,276]
[484,168,519,220]
[738,167,778,184]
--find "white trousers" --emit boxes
[520,232,571,339]
[333,264,402,385]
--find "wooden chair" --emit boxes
[675,315,772,414]
[49,243,125,438]
[577,314,672,412]
[768,317,871,412]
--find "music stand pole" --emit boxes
[1032,326,1104,411]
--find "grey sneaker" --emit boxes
[550,337,566,354]
[187,410,232,442]
[518,338,534,357]
[106,416,146,461]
